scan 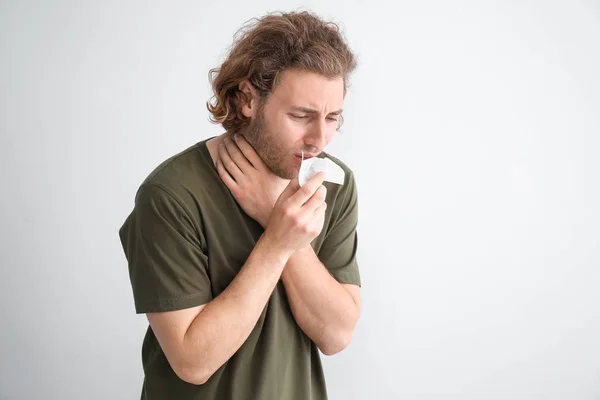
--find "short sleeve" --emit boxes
[318,171,361,287]
[118,183,213,313]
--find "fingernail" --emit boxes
[233,133,238,141]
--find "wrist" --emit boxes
[260,207,274,228]
[258,214,269,229]
[288,244,312,259]
[256,232,294,266]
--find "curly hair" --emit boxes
[206,10,357,134]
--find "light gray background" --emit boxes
[1,1,599,399]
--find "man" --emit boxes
[119,10,361,400]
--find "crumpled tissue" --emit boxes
[298,151,345,187]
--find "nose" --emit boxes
[304,119,329,152]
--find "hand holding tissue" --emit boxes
[298,151,345,187]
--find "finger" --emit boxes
[233,134,266,170]
[224,136,254,174]
[288,172,326,209]
[215,158,237,190]
[218,141,243,181]
[313,200,327,219]
[302,184,327,212]
[305,200,327,234]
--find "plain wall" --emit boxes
[1,1,599,399]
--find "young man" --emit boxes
[119,10,361,399]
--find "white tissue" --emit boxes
[298,151,345,187]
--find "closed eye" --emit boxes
[290,114,308,120]
[290,114,339,122]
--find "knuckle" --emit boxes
[293,215,304,227]
[319,185,327,198]
[301,223,311,234]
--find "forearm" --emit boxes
[183,234,291,381]
[281,246,360,355]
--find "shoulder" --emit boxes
[140,139,215,192]
[320,151,355,184]
[319,151,358,199]
[318,151,358,226]
[140,141,204,190]
[130,139,216,222]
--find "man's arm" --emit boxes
[145,173,328,386]
[281,245,361,355]
[215,134,362,354]
[148,234,291,385]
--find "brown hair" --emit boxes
[206,10,357,133]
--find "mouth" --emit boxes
[295,153,317,160]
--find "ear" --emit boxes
[238,80,258,118]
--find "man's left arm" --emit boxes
[281,245,361,355]
[217,135,362,354]
[282,164,362,355]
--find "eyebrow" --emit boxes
[290,106,343,115]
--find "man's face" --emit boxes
[242,69,345,179]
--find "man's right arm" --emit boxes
[132,171,326,386]
[147,234,291,385]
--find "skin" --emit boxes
[226,68,344,180]
[146,69,361,386]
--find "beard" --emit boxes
[242,104,298,179]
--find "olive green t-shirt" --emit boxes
[118,137,361,400]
